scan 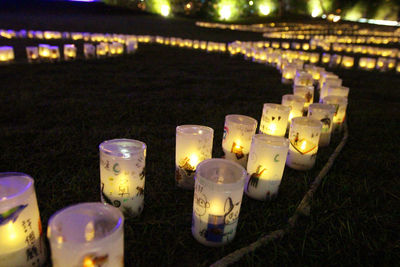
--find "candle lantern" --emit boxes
[308,103,336,146]
[26,47,39,63]
[38,44,51,61]
[99,139,146,217]
[294,71,313,87]
[329,54,342,68]
[0,173,46,267]
[322,96,348,124]
[222,115,257,167]
[293,85,314,109]
[84,44,96,59]
[321,53,331,64]
[245,135,289,201]
[49,46,60,62]
[63,44,76,61]
[126,40,137,54]
[281,94,306,122]
[96,43,108,58]
[175,125,214,189]
[0,46,14,63]
[309,53,320,64]
[281,63,297,84]
[192,159,246,246]
[47,203,124,267]
[319,77,342,101]
[341,56,354,69]
[259,104,290,136]
[286,117,322,170]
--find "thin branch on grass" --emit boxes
[211,122,349,267]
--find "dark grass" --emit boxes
[1,2,400,266]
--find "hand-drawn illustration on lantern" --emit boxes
[175,125,214,190]
[192,159,246,246]
[281,94,306,122]
[245,134,289,200]
[308,103,336,146]
[47,203,124,267]
[0,173,47,267]
[259,104,290,137]
[293,85,314,109]
[222,115,257,167]
[286,117,322,170]
[322,95,348,126]
[99,139,146,217]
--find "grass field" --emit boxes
[0,1,399,266]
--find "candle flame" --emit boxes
[268,123,277,134]
[189,154,199,168]
[300,140,307,151]
[85,221,95,241]
[7,221,16,240]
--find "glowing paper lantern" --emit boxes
[281,94,306,122]
[63,44,77,61]
[96,43,108,58]
[99,139,146,217]
[49,46,60,62]
[319,77,343,102]
[322,96,348,124]
[38,44,51,61]
[293,85,314,109]
[84,44,96,59]
[286,117,322,170]
[0,173,46,267]
[192,159,246,246]
[26,47,39,63]
[222,114,258,167]
[259,103,290,136]
[341,56,354,69]
[245,135,289,200]
[329,54,342,68]
[294,70,313,87]
[47,203,124,267]
[308,103,336,146]
[0,46,14,63]
[321,53,331,64]
[326,86,349,99]
[175,125,214,189]
[281,64,297,84]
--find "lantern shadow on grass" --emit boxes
[0,44,399,266]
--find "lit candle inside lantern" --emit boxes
[175,125,214,189]
[293,85,314,109]
[63,44,76,61]
[259,103,290,137]
[286,117,322,170]
[294,70,313,87]
[99,139,146,217]
[308,103,336,146]
[321,53,331,64]
[322,95,348,124]
[47,203,124,267]
[281,94,306,122]
[192,159,246,246]
[341,56,354,69]
[26,47,39,63]
[329,54,342,68]
[96,43,108,58]
[245,134,289,201]
[222,114,258,167]
[281,64,297,84]
[38,44,51,60]
[0,173,46,267]
[0,46,14,63]
[319,77,342,102]
[49,46,60,62]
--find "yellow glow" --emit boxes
[83,257,95,267]
[189,154,199,168]
[0,55,6,61]
[259,4,270,15]
[219,5,232,20]
[209,199,224,215]
[7,222,17,240]
[311,8,321,18]
[249,0,253,6]
[268,123,277,134]
[300,140,307,151]
[160,4,170,16]
[57,236,64,244]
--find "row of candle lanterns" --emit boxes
[1,27,352,266]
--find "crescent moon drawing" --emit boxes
[274,154,279,162]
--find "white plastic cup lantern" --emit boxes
[84,44,96,59]
[63,44,77,61]
[192,159,246,246]
[38,44,51,61]
[341,56,354,69]
[319,77,343,102]
[259,104,290,137]
[281,94,306,122]
[222,115,258,167]
[293,85,314,109]
[322,96,348,124]
[26,47,39,63]
[47,203,124,267]
[286,117,322,170]
[308,103,336,146]
[0,46,14,63]
[281,63,297,84]
[99,139,146,217]
[175,125,214,189]
[294,71,313,87]
[0,173,46,267]
[326,86,349,99]
[49,46,60,62]
[245,135,289,201]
